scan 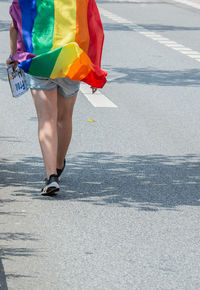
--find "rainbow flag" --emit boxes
[9,0,107,88]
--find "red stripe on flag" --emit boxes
[87,0,104,67]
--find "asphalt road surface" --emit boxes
[1,0,200,289]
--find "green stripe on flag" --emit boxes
[32,0,55,55]
[28,47,62,77]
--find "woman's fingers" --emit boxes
[6,58,13,66]
[13,62,18,70]
[6,58,18,70]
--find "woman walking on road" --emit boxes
[7,0,107,196]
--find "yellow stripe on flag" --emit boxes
[52,0,77,50]
[50,42,82,78]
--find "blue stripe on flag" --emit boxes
[18,58,32,73]
[18,0,37,53]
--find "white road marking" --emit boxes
[188,55,200,58]
[98,0,200,9]
[98,0,200,8]
[100,7,200,63]
[80,84,117,108]
[172,0,200,10]
[98,0,155,2]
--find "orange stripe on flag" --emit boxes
[75,0,90,53]
[66,52,93,80]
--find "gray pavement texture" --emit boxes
[1,0,200,289]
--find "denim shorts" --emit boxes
[26,74,80,98]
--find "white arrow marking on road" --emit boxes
[100,7,200,64]
[80,84,117,108]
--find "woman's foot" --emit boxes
[57,158,66,178]
[41,174,60,196]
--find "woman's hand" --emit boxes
[6,56,18,70]
[91,87,97,94]
[6,56,13,66]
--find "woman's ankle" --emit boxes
[57,158,65,169]
[46,171,57,180]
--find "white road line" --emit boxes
[98,0,200,9]
[80,84,117,108]
[98,0,200,8]
[188,55,200,58]
[100,7,200,63]
[172,0,200,10]
[98,0,159,2]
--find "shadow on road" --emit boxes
[0,0,12,3]
[103,22,200,32]
[107,67,200,87]
[98,1,169,5]
[0,63,8,82]
[0,229,37,289]
[0,157,41,289]
[0,20,10,32]
[1,153,200,210]
[1,153,200,287]
[0,230,37,289]
[137,24,200,32]
[57,153,200,210]
[103,23,132,31]
[0,197,39,288]
[0,259,8,290]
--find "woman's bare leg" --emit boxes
[31,88,58,179]
[57,92,77,169]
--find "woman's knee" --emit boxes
[57,111,73,125]
[57,102,75,123]
[57,94,77,118]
